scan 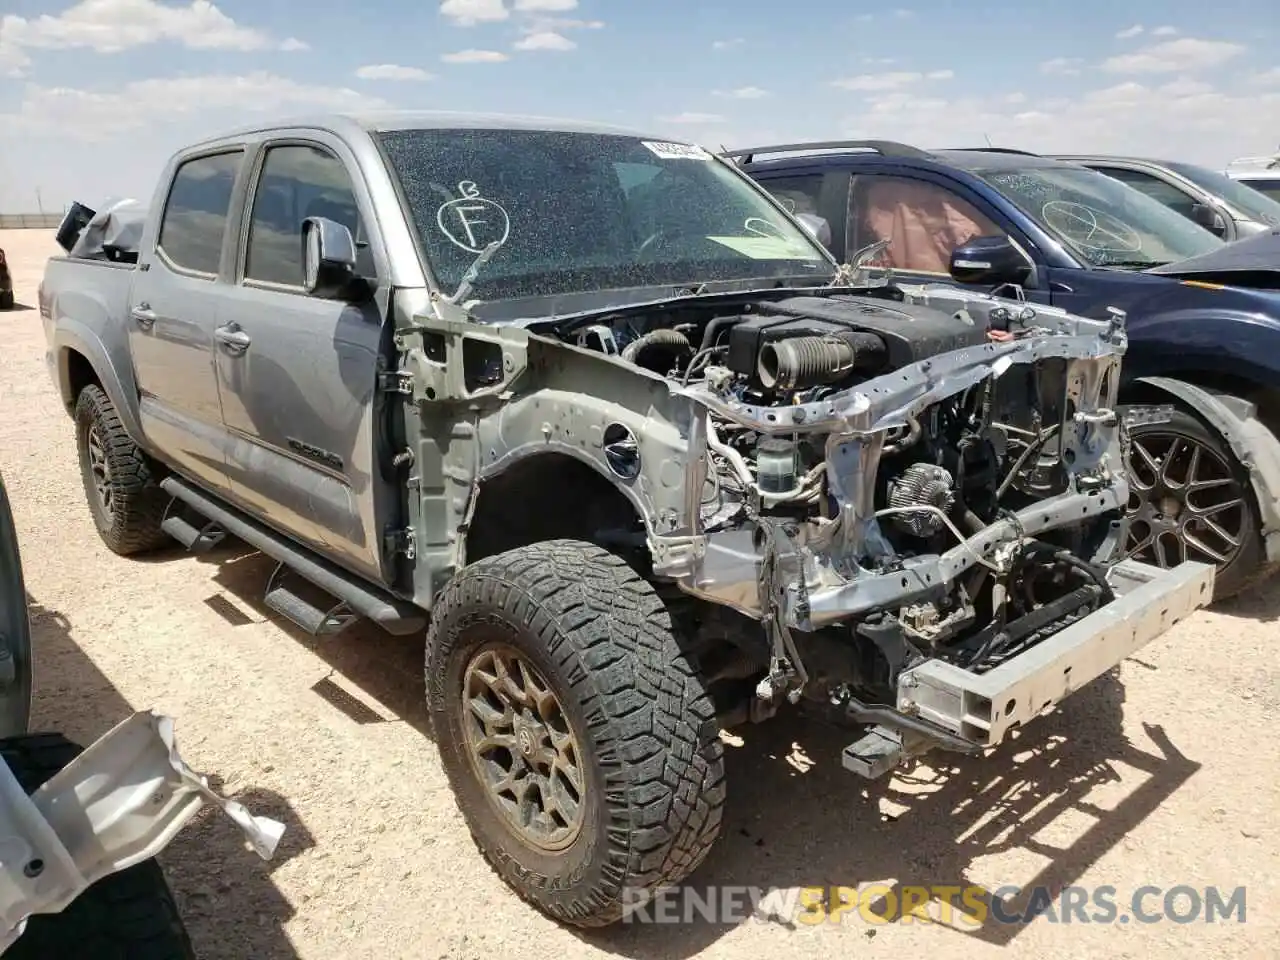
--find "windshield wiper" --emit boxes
[444,240,503,306]
[1098,259,1165,270]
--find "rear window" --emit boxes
[157,151,243,276]
[1236,177,1280,205]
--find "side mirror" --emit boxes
[949,235,1032,286]
[1190,202,1227,237]
[302,216,359,299]
[795,213,832,249]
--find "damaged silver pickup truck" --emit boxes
[39,113,1212,928]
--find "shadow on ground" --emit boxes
[191,543,431,736]
[26,596,310,960]
[188,539,1201,955]
[1211,572,1280,623]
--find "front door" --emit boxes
[214,138,389,582]
[128,148,244,493]
[844,169,1052,305]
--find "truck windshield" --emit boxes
[1164,161,1280,226]
[377,128,833,303]
[976,165,1224,269]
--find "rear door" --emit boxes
[127,148,244,493]
[214,135,390,582]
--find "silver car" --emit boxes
[1054,154,1280,241]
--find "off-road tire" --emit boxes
[0,290,14,311]
[74,385,169,556]
[1123,402,1265,601]
[426,539,726,928]
[1,733,196,959]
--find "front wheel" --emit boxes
[425,539,726,927]
[1121,403,1265,600]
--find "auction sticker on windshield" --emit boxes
[642,141,712,160]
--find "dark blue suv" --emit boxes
[729,140,1280,599]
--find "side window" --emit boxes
[758,175,825,218]
[157,151,243,276]
[849,174,1005,274]
[1094,167,1198,221]
[245,144,375,287]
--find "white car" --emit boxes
[1225,154,1280,205]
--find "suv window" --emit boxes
[848,174,1004,274]
[760,175,825,218]
[157,151,243,275]
[1091,167,1198,222]
[245,144,375,287]
[1239,177,1280,204]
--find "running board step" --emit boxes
[263,561,357,637]
[159,475,427,637]
[161,499,225,554]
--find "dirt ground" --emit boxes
[2,227,1277,958]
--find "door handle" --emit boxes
[214,323,252,355]
[130,303,157,329]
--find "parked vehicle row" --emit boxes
[729,139,1280,599]
[0,247,13,310]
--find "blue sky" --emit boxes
[1,0,1278,212]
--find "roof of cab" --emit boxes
[190,110,658,148]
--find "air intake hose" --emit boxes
[621,328,693,368]
[757,331,887,391]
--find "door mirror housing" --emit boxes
[794,212,832,249]
[302,216,361,299]
[949,235,1032,286]
[1190,202,1228,237]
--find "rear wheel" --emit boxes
[2,733,196,959]
[425,539,726,927]
[74,385,169,555]
[1122,403,1264,600]
[0,289,14,311]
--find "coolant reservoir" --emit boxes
[755,438,797,494]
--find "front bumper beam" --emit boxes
[843,558,1214,777]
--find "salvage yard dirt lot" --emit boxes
[3,226,1279,958]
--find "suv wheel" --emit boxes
[426,539,726,927]
[1122,403,1264,600]
[74,385,169,555]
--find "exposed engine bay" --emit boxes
[536,281,1137,769]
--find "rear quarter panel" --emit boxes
[41,257,149,444]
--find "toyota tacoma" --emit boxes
[38,113,1212,927]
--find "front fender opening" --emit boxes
[464,454,647,569]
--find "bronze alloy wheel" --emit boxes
[460,641,585,852]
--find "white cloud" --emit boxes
[441,48,508,63]
[712,37,743,51]
[2,71,390,139]
[278,37,308,51]
[1041,56,1083,76]
[892,8,915,18]
[660,112,726,124]
[1103,37,1245,74]
[0,0,299,73]
[839,78,1280,169]
[513,30,574,51]
[714,85,769,99]
[1152,25,1178,36]
[1116,24,1144,39]
[514,0,577,10]
[1254,67,1280,86]
[439,0,508,26]
[1004,91,1027,104]
[355,63,434,81]
[831,70,953,91]
[863,57,896,65]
